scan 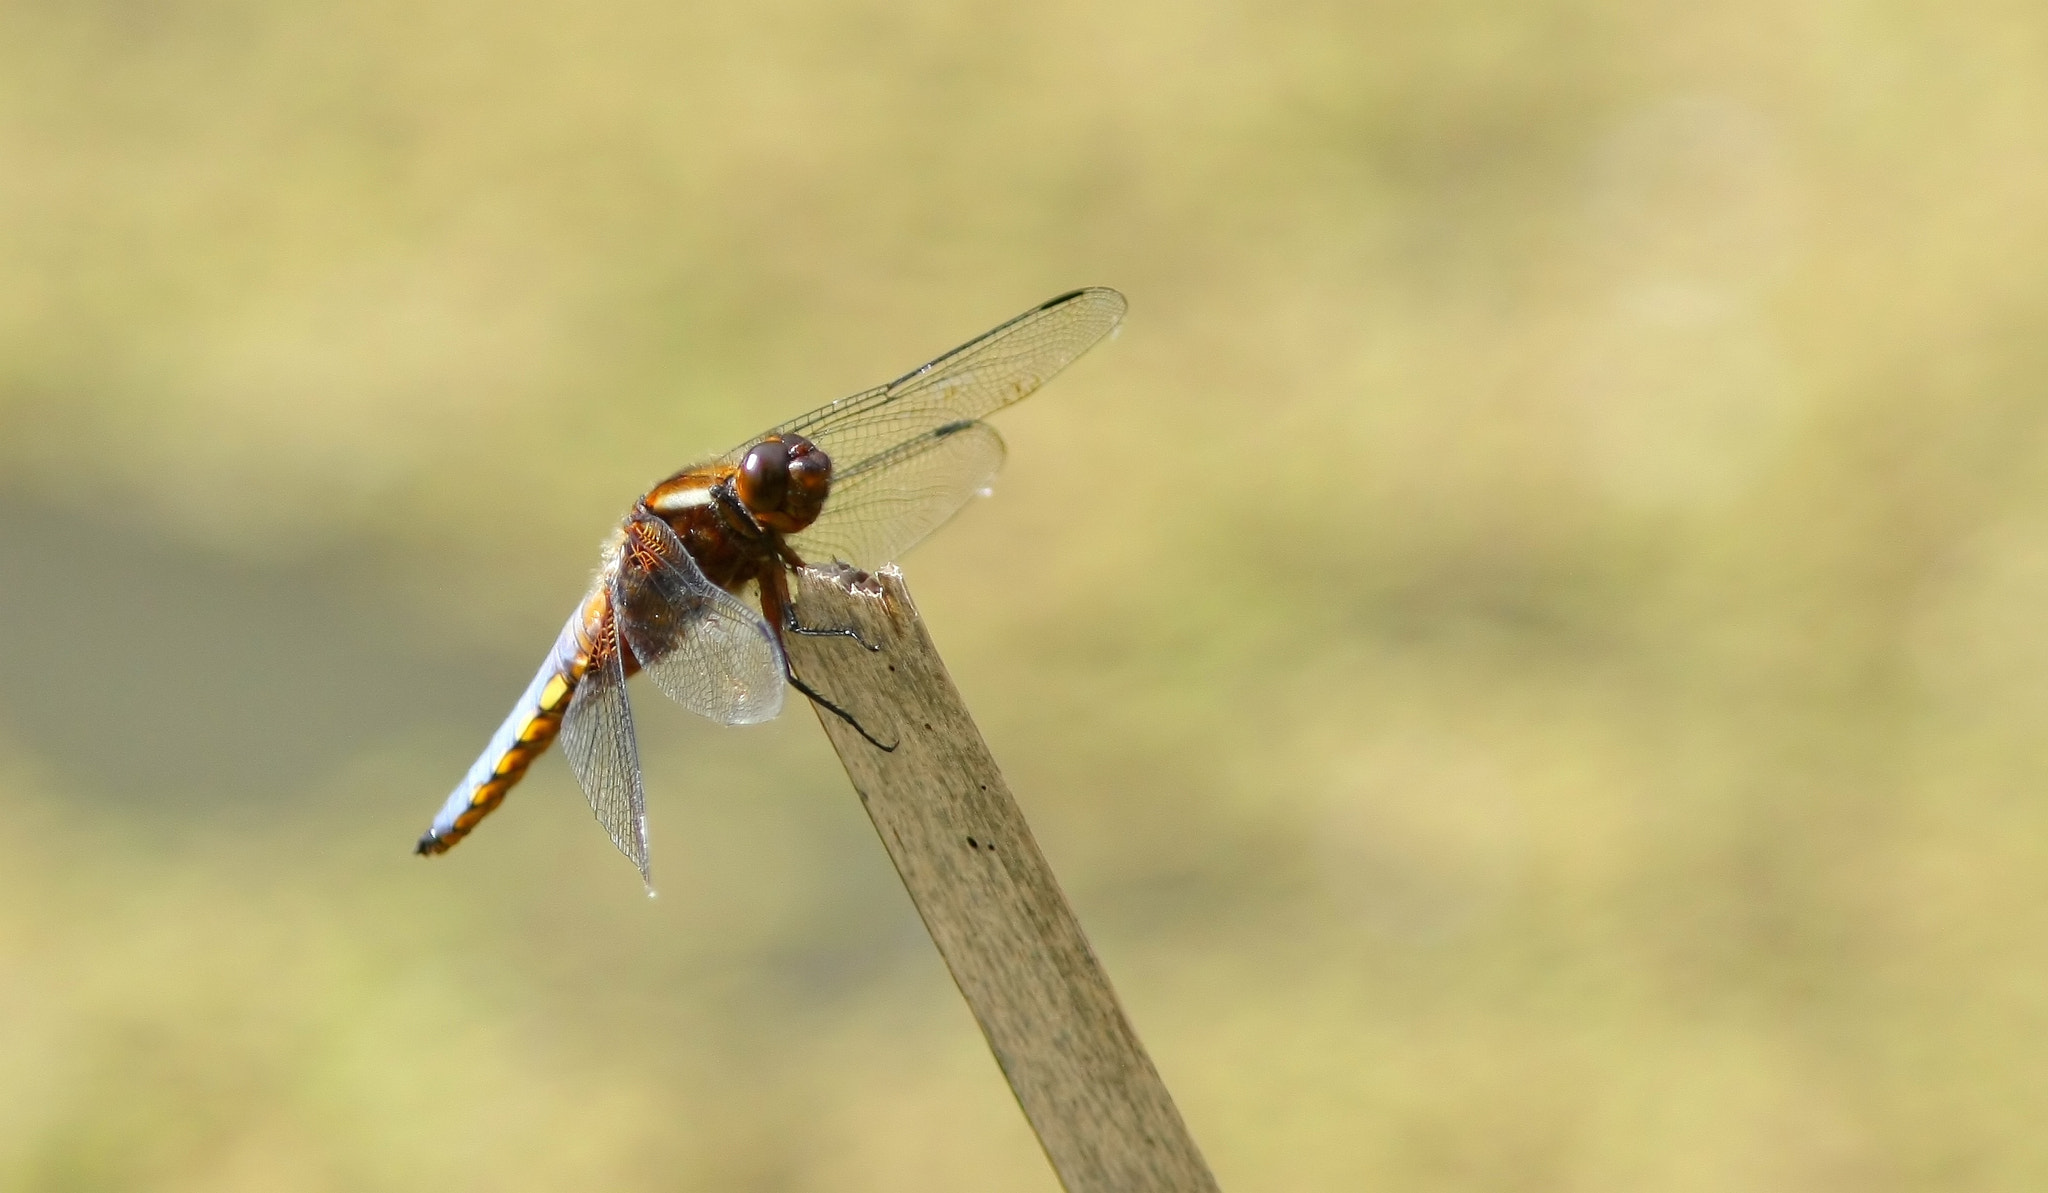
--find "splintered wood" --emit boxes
[785,565,1220,1193]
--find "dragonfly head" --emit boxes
[736,434,831,534]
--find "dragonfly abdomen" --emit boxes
[415,588,606,856]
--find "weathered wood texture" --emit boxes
[786,565,1221,1193]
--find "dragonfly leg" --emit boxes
[769,552,882,651]
[786,616,878,650]
[760,564,897,751]
[766,563,882,651]
[787,670,898,752]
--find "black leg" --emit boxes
[788,670,898,752]
[763,560,881,651]
[782,602,882,651]
[760,563,894,750]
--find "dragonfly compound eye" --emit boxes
[737,439,791,514]
[781,436,831,530]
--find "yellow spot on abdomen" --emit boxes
[468,779,509,812]
[493,747,533,781]
[539,674,572,712]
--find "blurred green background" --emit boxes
[3,0,2048,1189]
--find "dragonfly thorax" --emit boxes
[736,434,831,534]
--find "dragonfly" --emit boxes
[417,287,1126,886]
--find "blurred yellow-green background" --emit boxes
[5,0,2048,1189]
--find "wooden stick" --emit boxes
[786,565,1221,1193]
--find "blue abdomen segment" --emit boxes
[416,602,593,855]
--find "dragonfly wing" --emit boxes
[613,512,786,725]
[787,419,1007,572]
[721,288,1125,558]
[560,603,652,885]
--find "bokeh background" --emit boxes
[3,1,2048,1189]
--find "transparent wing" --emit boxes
[612,512,786,724]
[719,287,1124,564]
[560,603,651,886]
[787,419,1007,571]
